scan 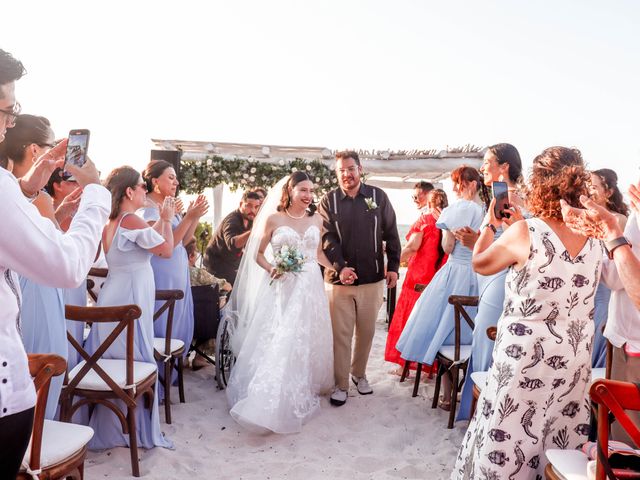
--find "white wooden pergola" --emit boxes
[151,139,485,226]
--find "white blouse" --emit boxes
[602,213,640,351]
[0,168,110,417]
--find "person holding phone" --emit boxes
[456,143,526,421]
[140,159,209,396]
[0,48,110,478]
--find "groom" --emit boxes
[319,151,401,406]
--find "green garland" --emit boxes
[179,156,339,195]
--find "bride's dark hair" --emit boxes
[277,171,316,216]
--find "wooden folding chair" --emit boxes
[19,354,93,480]
[60,304,155,477]
[153,289,186,424]
[86,267,108,303]
[431,295,477,429]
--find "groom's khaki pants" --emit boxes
[326,280,385,391]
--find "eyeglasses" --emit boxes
[336,166,359,175]
[0,102,21,125]
[411,194,419,200]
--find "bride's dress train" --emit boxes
[225,225,334,434]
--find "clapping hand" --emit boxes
[339,266,358,285]
[174,197,185,215]
[186,194,209,220]
[560,195,621,241]
[160,196,176,222]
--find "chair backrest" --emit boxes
[26,354,67,473]
[447,295,478,361]
[154,289,185,356]
[87,267,108,303]
[590,379,640,480]
[64,304,142,411]
[191,284,220,341]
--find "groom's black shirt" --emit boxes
[319,183,401,285]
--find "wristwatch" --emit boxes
[482,223,498,234]
[603,236,632,259]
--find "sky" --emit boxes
[4,0,640,224]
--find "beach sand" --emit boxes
[85,304,467,479]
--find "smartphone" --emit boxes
[64,129,90,169]
[492,181,510,219]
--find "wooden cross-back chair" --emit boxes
[61,304,154,477]
[19,354,93,480]
[153,289,186,424]
[431,295,478,429]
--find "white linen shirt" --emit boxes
[0,167,110,418]
[602,213,640,350]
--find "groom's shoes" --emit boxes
[330,388,348,406]
[352,376,373,395]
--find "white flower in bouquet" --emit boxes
[271,244,306,285]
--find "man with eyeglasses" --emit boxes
[0,48,111,477]
[319,150,401,406]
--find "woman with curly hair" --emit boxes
[453,147,603,479]
[396,166,488,408]
[588,168,628,367]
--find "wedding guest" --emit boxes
[251,186,268,202]
[412,181,435,212]
[0,114,79,420]
[45,167,86,370]
[319,150,401,406]
[588,168,628,367]
[396,166,487,409]
[0,48,110,478]
[454,147,602,479]
[457,143,526,420]
[186,237,231,293]
[204,190,261,285]
[85,166,174,450]
[140,159,208,396]
[384,187,447,371]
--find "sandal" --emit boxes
[438,398,451,411]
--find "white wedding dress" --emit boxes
[225,224,334,434]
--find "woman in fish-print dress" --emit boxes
[453,147,602,480]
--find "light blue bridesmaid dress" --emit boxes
[84,214,172,449]
[19,278,67,420]
[592,282,611,367]
[64,285,87,371]
[396,199,484,365]
[139,208,194,397]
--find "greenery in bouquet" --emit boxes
[270,244,306,285]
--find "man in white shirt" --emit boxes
[0,49,111,477]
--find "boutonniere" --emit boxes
[364,197,378,211]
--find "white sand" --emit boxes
[85,308,467,479]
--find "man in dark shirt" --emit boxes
[204,191,261,285]
[319,151,401,406]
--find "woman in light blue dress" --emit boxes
[588,168,629,367]
[456,143,527,421]
[84,166,175,450]
[396,166,488,408]
[139,160,208,395]
[3,114,79,420]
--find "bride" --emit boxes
[225,172,334,434]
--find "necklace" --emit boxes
[285,208,306,219]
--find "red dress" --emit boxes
[385,213,446,366]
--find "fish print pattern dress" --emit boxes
[453,218,603,480]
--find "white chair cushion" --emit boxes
[591,367,606,382]
[68,359,156,391]
[545,449,589,480]
[438,345,472,362]
[22,420,93,470]
[153,337,185,354]
[470,371,488,391]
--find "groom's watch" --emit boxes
[603,236,632,259]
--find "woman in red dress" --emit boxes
[385,188,448,369]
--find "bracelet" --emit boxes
[18,179,40,202]
[482,223,497,234]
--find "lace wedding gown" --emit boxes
[226,225,334,434]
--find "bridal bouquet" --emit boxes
[270,244,306,285]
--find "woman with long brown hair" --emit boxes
[396,166,488,407]
[454,147,603,479]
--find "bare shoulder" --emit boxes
[311,212,323,226]
[121,213,151,231]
